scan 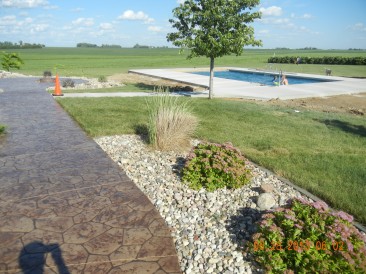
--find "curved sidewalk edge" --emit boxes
[0,78,181,273]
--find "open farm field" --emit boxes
[10,47,366,78]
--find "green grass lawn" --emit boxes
[58,97,366,225]
[10,47,366,78]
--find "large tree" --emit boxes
[167,0,262,99]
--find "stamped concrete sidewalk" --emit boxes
[0,78,181,274]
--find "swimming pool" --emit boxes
[192,70,337,86]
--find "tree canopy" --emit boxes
[167,0,262,98]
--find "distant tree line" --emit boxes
[268,56,366,65]
[77,43,98,48]
[297,47,319,50]
[133,43,150,49]
[0,41,45,49]
[274,47,319,50]
[101,44,122,48]
[76,43,122,48]
[133,44,170,49]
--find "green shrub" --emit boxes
[182,142,252,191]
[267,56,366,65]
[146,87,198,151]
[0,124,5,135]
[248,198,366,273]
[62,79,75,88]
[43,70,52,77]
[98,75,107,83]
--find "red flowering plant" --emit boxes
[246,198,366,273]
[181,142,252,191]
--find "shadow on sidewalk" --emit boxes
[19,242,70,274]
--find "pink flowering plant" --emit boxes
[247,198,366,273]
[181,142,251,191]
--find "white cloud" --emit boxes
[177,0,184,4]
[30,23,48,33]
[290,13,313,19]
[72,7,84,12]
[72,17,94,27]
[19,11,29,16]
[0,15,33,27]
[259,17,290,25]
[302,13,312,19]
[99,23,113,30]
[0,15,17,25]
[259,29,269,34]
[43,4,58,10]
[259,6,282,17]
[148,26,162,32]
[0,0,49,8]
[352,23,366,32]
[18,17,33,25]
[118,10,154,23]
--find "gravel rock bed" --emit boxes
[0,70,33,78]
[0,70,124,90]
[95,135,314,274]
[58,77,124,90]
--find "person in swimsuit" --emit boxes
[281,74,289,85]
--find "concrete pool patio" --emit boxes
[128,67,366,100]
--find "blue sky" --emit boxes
[0,0,365,49]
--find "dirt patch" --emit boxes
[265,93,366,116]
[108,72,205,92]
[225,93,366,116]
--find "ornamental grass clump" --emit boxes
[146,87,198,151]
[181,142,252,191]
[0,124,5,135]
[247,198,366,273]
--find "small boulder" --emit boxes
[260,183,274,193]
[257,193,276,210]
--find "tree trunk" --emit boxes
[209,57,215,99]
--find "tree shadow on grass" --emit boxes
[134,83,156,91]
[314,119,366,137]
[134,82,195,92]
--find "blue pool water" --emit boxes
[192,70,335,86]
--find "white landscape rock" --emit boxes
[95,135,313,274]
[256,193,276,210]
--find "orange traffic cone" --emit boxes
[52,74,63,96]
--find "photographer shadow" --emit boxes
[19,241,70,274]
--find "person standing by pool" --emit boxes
[281,74,289,85]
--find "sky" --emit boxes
[0,0,365,49]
